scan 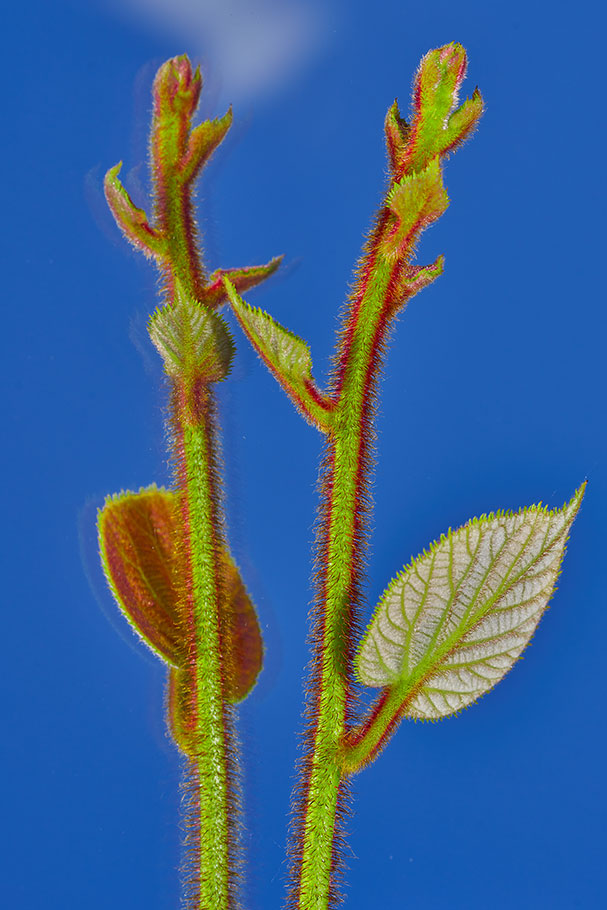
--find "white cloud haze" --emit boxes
[103,0,329,104]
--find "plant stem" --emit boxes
[292,249,397,909]
[172,378,237,909]
[341,684,409,774]
[103,53,279,909]
[222,43,481,910]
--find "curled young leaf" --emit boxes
[355,486,585,719]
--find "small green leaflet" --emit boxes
[149,280,234,380]
[355,485,585,719]
[383,157,449,259]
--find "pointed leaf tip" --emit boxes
[181,107,233,183]
[356,486,584,719]
[391,254,445,308]
[441,87,484,155]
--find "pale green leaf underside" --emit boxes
[149,281,234,379]
[355,486,584,719]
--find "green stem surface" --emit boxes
[104,54,279,910]
[173,381,236,910]
[294,249,395,910]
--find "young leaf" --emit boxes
[202,256,283,309]
[383,157,449,260]
[355,486,585,719]
[390,255,445,310]
[104,163,166,259]
[148,280,235,380]
[181,108,233,184]
[98,485,184,665]
[224,278,333,432]
[98,486,263,704]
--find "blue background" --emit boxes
[4,1,606,907]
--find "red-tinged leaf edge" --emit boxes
[98,485,185,665]
[104,163,165,258]
[219,548,264,703]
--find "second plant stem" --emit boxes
[294,253,396,909]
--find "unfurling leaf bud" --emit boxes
[415,42,468,129]
[390,42,484,180]
[153,54,202,122]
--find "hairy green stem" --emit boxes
[173,381,235,908]
[148,61,240,907]
[222,42,482,910]
[102,53,277,910]
[295,252,395,909]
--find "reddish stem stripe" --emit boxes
[331,210,391,401]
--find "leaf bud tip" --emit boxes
[153,54,201,119]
